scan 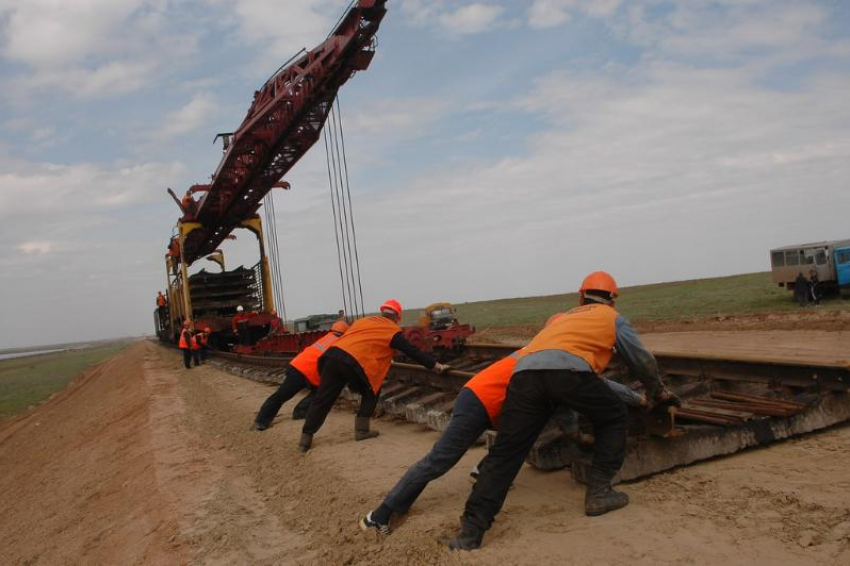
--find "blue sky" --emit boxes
[1,0,849,348]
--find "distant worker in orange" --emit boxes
[252,321,350,431]
[447,272,681,550]
[196,327,211,362]
[190,329,202,366]
[298,299,448,451]
[178,320,195,369]
[233,305,251,346]
[181,189,198,220]
[156,291,168,322]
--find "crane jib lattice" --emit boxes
[177,0,387,266]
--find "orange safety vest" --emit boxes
[525,303,619,374]
[332,316,400,393]
[178,329,192,349]
[190,334,201,350]
[289,332,340,387]
[464,349,525,429]
[157,294,167,307]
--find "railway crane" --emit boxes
[157,0,387,348]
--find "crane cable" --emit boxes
[323,95,365,320]
[262,190,288,324]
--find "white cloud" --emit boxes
[18,241,52,255]
[204,0,337,70]
[346,97,447,137]
[0,0,198,99]
[0,158,188,218]
[528,0,622,29]
[155,93,219,140]
[438,3,504,35]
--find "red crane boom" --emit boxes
[180,0,387,265]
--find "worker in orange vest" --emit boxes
[156,291,168,324]
[178,320,194,369]
[232,305,251,346]
[194,327,210,363]
[447,272,681,550]
[360,347,646,534]
[190,329,202,367]
[252,321,350,431]
[298,299,448,451]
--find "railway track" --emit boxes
[204,343,850,482]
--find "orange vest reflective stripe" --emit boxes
[464,349,525,428]
[178,330,191,349]
[290,332,339,387]
[525,304,619,374]
[332,316,400,393]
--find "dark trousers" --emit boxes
[192,349,201,366]
[461,369,627,531]
[302,358,377,436]
[200,345,208,361]
[255,369,312,427]
[182,348,192,368]
[238,321,250,345]
[384,388,490,514]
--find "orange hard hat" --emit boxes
[379,299,403,317]
[579,271,619,298]
[331,320,349,334]
[204,327,211,333]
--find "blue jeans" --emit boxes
[383,388,490,514]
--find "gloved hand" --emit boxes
[651,388,682,409]
[433,363,450,374]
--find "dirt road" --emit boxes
[1,339,848,565]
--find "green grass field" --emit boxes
[402,272,849,329]
[0,343,128,419]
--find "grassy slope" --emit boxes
[402,272,850,329]
[0,344,128,419]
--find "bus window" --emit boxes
[802,250,815,264]
[815,250,827,265]
[771,251,785,267]
[837,250,850,264]
[785,250,800,266]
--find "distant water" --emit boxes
[0,348,67,361]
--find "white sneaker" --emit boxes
[359,512,390,535]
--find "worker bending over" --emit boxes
[298,299,447,451]
[253,321,349,431]
[447,272,680,550]
[360,347,645,535]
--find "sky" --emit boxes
[1,0,849,349]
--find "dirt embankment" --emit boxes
[2,340,849,565]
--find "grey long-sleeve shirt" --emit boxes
[513,315,664,399]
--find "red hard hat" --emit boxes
[331,321,349,334]
[579,271,619,298]
[379,299,403,317]
[204,327,211,332]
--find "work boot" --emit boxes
[584,470,629,517]
[354,417,379,441]
[252,421,268,431]
[298,433,313,452]
[446,522,484,551]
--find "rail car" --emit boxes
[769,239,850,295]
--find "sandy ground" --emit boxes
[1,338,849,565]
